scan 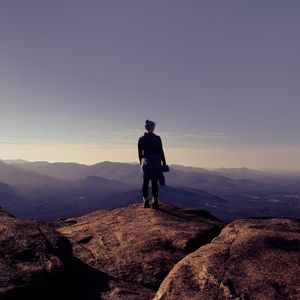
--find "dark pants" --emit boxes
[142,175,158,199]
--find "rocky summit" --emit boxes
[0,206,72,300]
[58,203,224,299]
[154,218,300,300]
[1,201,300,300]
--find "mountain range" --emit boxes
[0,159,300,221]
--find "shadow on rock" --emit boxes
[1,257,110,300]
[264,236,300,252]
[64,257,111,300]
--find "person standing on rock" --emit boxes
[138,119,168,209]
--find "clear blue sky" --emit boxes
[0,1,299,169]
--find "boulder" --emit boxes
[0,207,72,299]
[154,218,300,300]
[58,203,224,299]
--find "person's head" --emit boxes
[145,119,155,133]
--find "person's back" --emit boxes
[138,132,166,165]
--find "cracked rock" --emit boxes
[154,218,300,300]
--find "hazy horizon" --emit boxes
[1,1,299,170]
[2,158,300,173]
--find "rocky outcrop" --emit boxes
[58,203,224,299]
[154,218,300,300]
[2,202,299,300]
[0,206,73,299]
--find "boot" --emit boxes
[143,198,150,208]
[151,198,159,210]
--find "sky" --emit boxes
[0,1,299,169]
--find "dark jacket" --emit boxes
[138,132,166,166]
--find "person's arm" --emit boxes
[138,138,143,164]
[159,137,167,166]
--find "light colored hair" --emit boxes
[145,119,155,131]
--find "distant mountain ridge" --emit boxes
[0,160,64,187]
[4,159,298,192]
[1,159,300,221]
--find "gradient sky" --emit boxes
[0,1,299,169]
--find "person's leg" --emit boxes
[151,179,159,209]
[142,176,150,208]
